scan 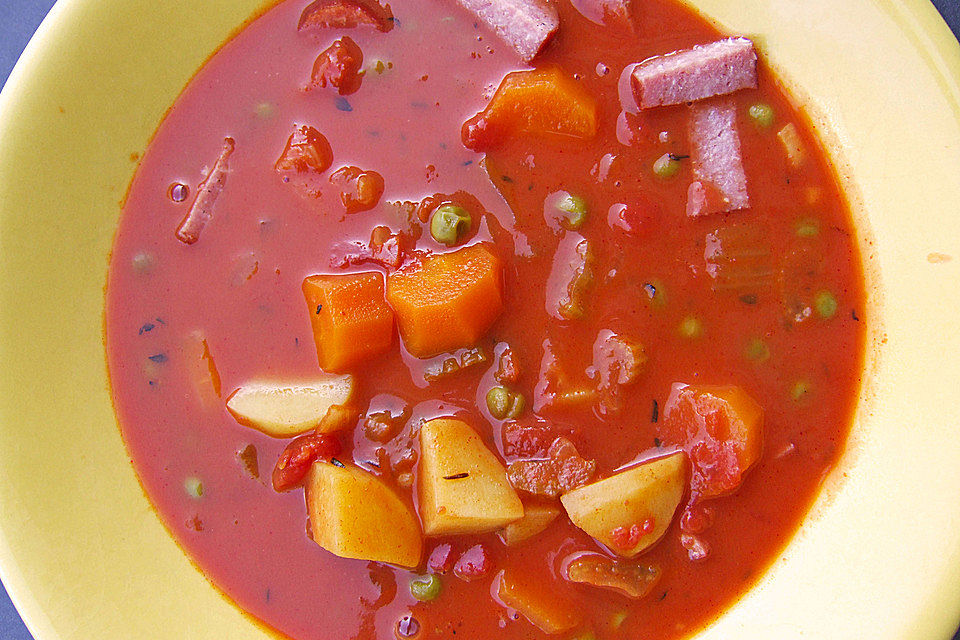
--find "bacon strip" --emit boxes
[630,37,757,109]
[176,138,234,245]
[456,0,559,63]
[686,100,749,217]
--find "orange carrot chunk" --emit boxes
[386,244,503,358]
[462,67,598,151]
[303,272,395,372]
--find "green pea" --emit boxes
[555,193,588,230]
[410,574,442,601]
[794,216,820,238]
[254,102,276,120]
[486,386,525,420]
[430,204,471,246]
[132,251,156,275]
[610,611,628,629]
[814,290,838,319]
[184,476,204,499]
[678,316,703,339]
[745,338,771,362]
[790,380,811,401]
[748,103,775,128]
[653,153,680,179]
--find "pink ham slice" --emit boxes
[456,0,559,63]
[686,100,749,217]
[175,137,235,245]
[630,37,757,109]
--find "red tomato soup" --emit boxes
[105,0,866,638]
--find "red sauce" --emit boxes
[105,0,866,638]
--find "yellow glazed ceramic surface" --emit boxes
[0,0,958,638]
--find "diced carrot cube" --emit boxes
[462,67,598,151]
[659,384,763,499]
[386,244,503,357]
[303,272,395,372]
[496,568,581,634]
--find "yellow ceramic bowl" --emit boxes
[1,0,959,638]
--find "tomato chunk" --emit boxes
[462,67,598,151]
[272,433,342,492]
[275,125,333,174]
[329,166,385,214]
[308,36,364,95]
[299,0,395,32]
[507,436,596,497]
[659,383,763,499]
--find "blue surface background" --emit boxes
[1,0,959,638]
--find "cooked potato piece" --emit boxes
[225,376,355,437]
[496,568,580,634]
[500,503,560,546]
[306,461,422,568]
[560,452,686,557]
[418,417,523,535]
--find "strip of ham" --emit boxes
[630,37,757,109]
[686,100,749,217]
[456,0,559,63]
[176,138,234,245]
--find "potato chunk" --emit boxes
[499,503,560,546]
[418,417,523,535]
[225,376,355,437]
[560,452,686,557]
[496,568,580,634]
[306,461,422,568]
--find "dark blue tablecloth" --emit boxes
[1,0,959,638]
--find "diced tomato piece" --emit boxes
[329,226,404,270]
[494,344,520,384]
[501,420,560,458]
[506,436,596,497]
[680,532,710,562]
[275,125,333,174]
[298,0,395,32]
[427,543,457,574]
[679,503,715,533]
[462,67,598,151]
[659,384,763,499]
[609,518,655,551]
[329,166,385,214]
[308,36,364,95]
[272,433,342,492]
[453,544,492,581]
